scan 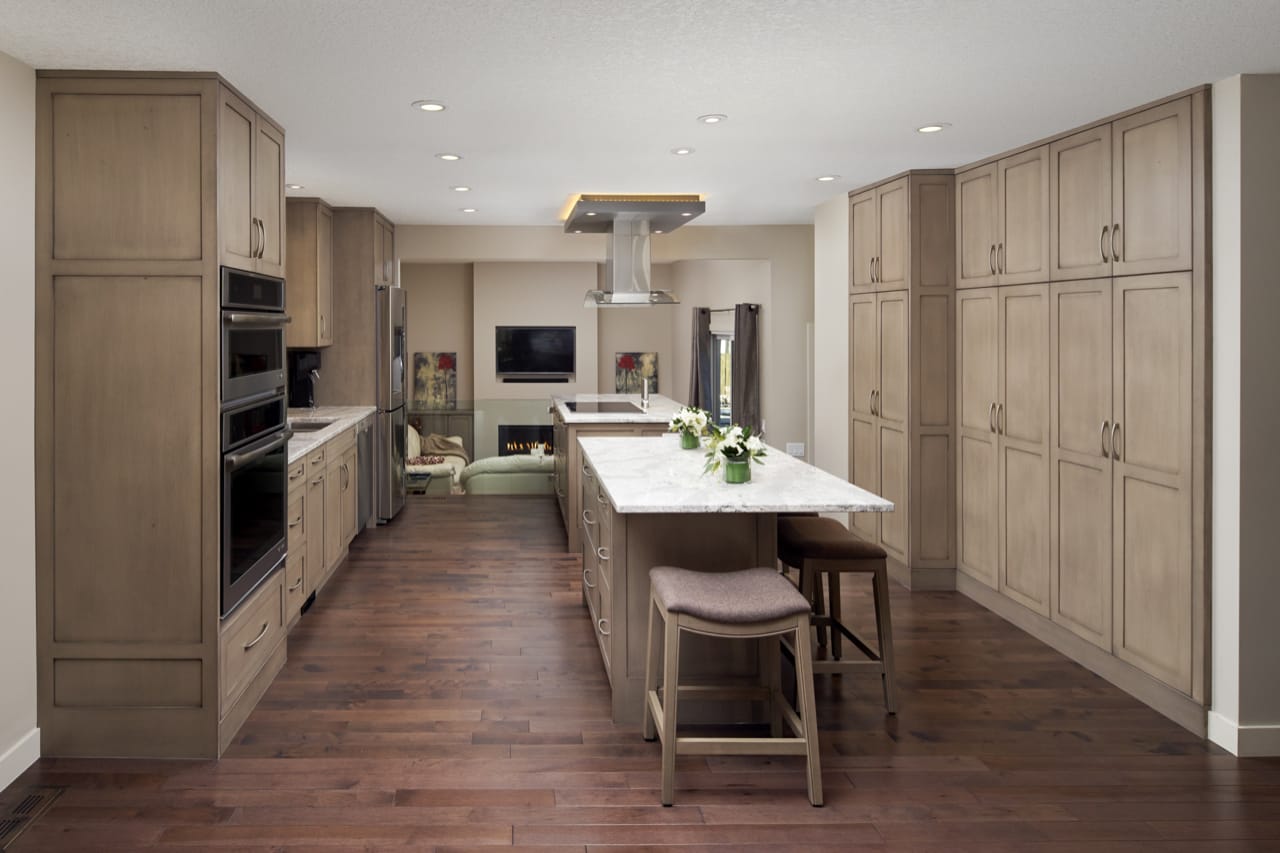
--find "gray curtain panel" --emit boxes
[731,303,761,433]
[689,306,715,412]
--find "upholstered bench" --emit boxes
[459,454,554,495]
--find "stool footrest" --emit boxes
[676,737,810,757]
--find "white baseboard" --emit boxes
[1208,711,1280,756]
[0,727,39,791]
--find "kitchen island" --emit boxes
[577,433,892,723]
[551,392,683,552]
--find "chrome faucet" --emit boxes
[641,377,650,411]
[309,368,321,410]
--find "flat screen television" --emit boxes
[495,326,576,379]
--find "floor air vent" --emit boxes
[0,787,63,850]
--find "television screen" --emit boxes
[495,326,576,376]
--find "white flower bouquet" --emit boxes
[704,423,766,476]
[668,406,710,436]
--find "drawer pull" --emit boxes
[582,567,595,590]
[597,617,610,636]
[288,577,304,593]
[597,491,608,505]
[310,477,324,487]
[582,509,596,527]
[243,622,270,651]
[289,468,305,481]
[288,516,302,528]
[596,546,609,562]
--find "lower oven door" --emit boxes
[222,428,290,616]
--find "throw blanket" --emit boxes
[421,433,469,464]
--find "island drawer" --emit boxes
[594,567,613,673]
[219,573,284,716]
[287,460,306,495]
[306,446,326,475]
[582,549,601,627]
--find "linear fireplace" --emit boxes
[498,424,554,456]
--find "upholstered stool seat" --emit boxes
[643,566,823,807]
[777,517,898,714]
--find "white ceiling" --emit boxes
[2,0,1278,227]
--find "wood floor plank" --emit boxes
[5,494,1279,851]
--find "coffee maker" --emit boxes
[287,350,322,409]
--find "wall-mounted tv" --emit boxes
[495,326,576,379]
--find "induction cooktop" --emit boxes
[564,401,643,413]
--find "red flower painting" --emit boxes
[615,352,657,394]
[437,353,455,371]
[413,351,458,409]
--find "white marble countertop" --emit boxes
[578,434,894,514]
[552,392,684,425]
[287,406,376,464]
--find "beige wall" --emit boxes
[0,49,37,788]
[812,194,851,480]
[1210,73,1280,757]
[401,263,474,403]
[597,263,676,396]
[472,262,599,400]
[396,224,814,449]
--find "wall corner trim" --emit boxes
[0,727,39,791]
[1209,711,1280,757]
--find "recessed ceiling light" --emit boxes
[286,183,304,190]
[653,229,664,234]
[436,153,462,161]
[916,123,951,133]
[412,100,446,112]
[573,229,583,234]
[816,175,840,182]
[681,212,693,217]
[671,147,695,156]
[697,114,727,124]
[451,186,471,192]
[585,211,597,216]
[460,207,477,213]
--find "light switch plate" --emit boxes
[785,442,805,457]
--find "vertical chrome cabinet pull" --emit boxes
[1111,223,1121,263]
[1101,225,1110,262]
[869,257,875,283]
[258,219,266,258]
[1101,420,1111,457]
[989,244,997,275]
[997,243,1005,274]
[989,402,997,433]
[997,403,1005,435]
[1111,422,1121,461]
[869,390,875,414]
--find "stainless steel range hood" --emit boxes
[563,194,706,307]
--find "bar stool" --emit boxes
[777,516,898,714]
[642,566,823,807]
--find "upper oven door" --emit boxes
[222,311,288,402]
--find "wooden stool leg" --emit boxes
[643,595,661,741]
[760,636,782,738]
[807,560,828,649]
[791,617,823,807]
[871,565,898,714]
[660,612,681,806]
[827,571,843,662]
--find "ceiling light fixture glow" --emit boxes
[460,207,477,213]
[916,123,951,133]
[412,100,446,112]
[816,175,840,182]
[585,211,597,216]
[670,147,695,155]
[286,183,304,190]
[436,153,462,161]
[451,186,470,192]
[697,114,727,124]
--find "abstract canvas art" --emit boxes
[615,352,658,394]
[413,351,457,409]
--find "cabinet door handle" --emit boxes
[248,217,258,258]
[868,257,875,283]
[260,219,267,258]
[1111,422,1121,461]
[582,509,596,527]
[1101,420,1111,457]
[989,402,997,433]
[597,617,610,637]
[1111,223,1121,263]
[997,243,1005,274]
[582,567,595,590]
[1101,225,1110,262]
[998,403,1005,435]
[596,546,610,562]
[869,389,875,414]
[243,622,270,651]
[321,314,327,340]
[989,244,996,275]
[288,577,304,593]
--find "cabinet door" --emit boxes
[956,288,999,587]
[1111,98,1192,276]
[876,292,909,557]
[849,412,880,543]
[1050,125,1112,280]
[317,204,333,345]
[218,90,255,269]
[956,163,998,288]
[876,177,909,290]
[341,446,358,546]
[1112,273,1192,693]
[849,294,877,418]
[304,472,324,598]
[998,285,1050,615]
[849,189,877,291]
[323,461,343,577]
[254,118,285,276]
[1049,279,1113,649]
[998,146,1050,285]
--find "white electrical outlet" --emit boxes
[785,442,805,458]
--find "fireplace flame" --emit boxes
[504,441,553,454]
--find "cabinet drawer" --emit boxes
[306,446,326,475]
[220,574,284,716]
[284,552,306,628]
[595,568,613,672]
[330,427,356,456]
[287,460,306,496]
[286,494,304,553]
[594,482,612,546]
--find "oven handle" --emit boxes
[223,312,292,327]
[225,430,293,472]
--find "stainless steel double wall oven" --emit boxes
[220,267,291,616]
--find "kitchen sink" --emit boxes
[289,420,334,432]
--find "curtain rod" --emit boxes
[706,304,760,313]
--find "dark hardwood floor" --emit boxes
[9,495,1280,851]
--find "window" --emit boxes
[711,332,733,425]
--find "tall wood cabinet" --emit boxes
[956,146,1050,288]
[285,197,334,348]
[848,172,956,588]
[35,72,288,757]
[951,88,1207,731]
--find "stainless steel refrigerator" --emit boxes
[375,285,407,522]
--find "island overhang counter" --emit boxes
[576,434,892,724]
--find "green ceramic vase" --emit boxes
[680,431,700,450]
[724,459,751,484]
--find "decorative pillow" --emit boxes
[407,454,446,465]
[406,424,421,459]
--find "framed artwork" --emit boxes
[615,352,658,394]
[413,351,457,409]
